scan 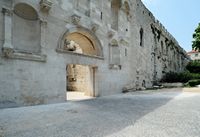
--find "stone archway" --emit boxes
[57,27,102,101]
[65,32,97,55]
[57,27,103,58]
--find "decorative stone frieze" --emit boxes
[71,14,81,25]
[2,47,14,58]
[2,7,12,16]
[91,23,99,33]
[40,0,52,12]
[40,19,47,26]
[119,37,129,46]
[107,30,115,38]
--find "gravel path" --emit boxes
[0,88,200,137]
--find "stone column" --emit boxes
[2,8,13,57]
[92,66,98,97]
[2,7,14,57]
[40,19,47,51]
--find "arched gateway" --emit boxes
[57,27,102,101]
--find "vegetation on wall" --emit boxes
[192,22,200,51]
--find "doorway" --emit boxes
[66,64,96,101]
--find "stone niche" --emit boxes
[2,3,46,62]
[109,39,121,69]
[40,0,52,12]
[13,3,41,53]
[111,0,121,30]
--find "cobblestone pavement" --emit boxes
[0,88,200,137]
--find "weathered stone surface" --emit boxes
[0,0,190,107]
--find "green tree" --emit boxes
[192,23,200,51]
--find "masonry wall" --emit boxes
[0,0,189,108]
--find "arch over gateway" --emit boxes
[57,27,104,58]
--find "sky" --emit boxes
[142,0,200,52]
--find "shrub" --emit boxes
[187,79,200,87]
[186,61,200,73]
[161,71,200,83]
[161,72,176,83]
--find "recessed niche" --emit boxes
[14,3,38,20]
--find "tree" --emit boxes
[192,23,200,51]
[186,60,200,73]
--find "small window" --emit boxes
[125,48,127,56]
[195,54,198,57]
[140,28,144,47]
[161,41,164,53]
[100,12,103,20]
[166,46,169,55]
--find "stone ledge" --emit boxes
[56,48,104,60]
[3,51,47,62]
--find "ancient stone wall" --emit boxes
[0,0,189,108]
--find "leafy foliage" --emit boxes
[192,23,200,51]
[161,71,200,83]
[186,60,200,73]
[186,79,200,87]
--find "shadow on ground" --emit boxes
[0,91,181,137]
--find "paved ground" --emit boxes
[0,88,200,137]
[67,91,94,101]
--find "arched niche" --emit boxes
[57,27,103,58]
[14,3,38,20]
[12,3,41,53]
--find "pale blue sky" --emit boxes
[142,0,200,52]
